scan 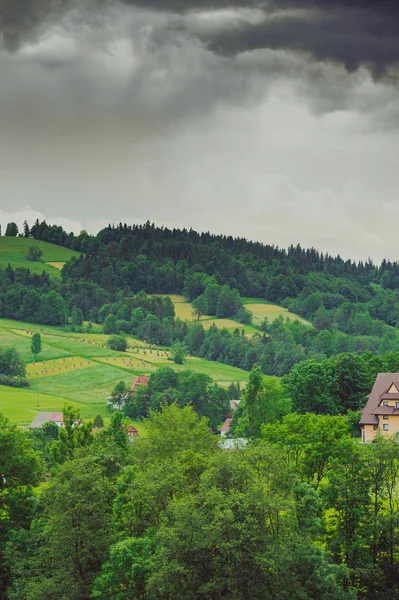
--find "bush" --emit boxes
[0,374,29,388]
[25,246,43,262]
[107,335,127,352]
[93,414,105,428]
[236,306,253,325]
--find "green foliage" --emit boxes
[262,413,352,488]
[110,380,131,411]
[47,404,93,465]
[192,295,207,320]
[171,341,188,364]
[25,246,43,262]
[126,367,230,430]
[7,457,114,600]
[0,412,43,595]
[93,414,105,429]
[71,305,84,327]
[107,334,127,352]
[5,222,18,237]
[232,369,292,438]
[30,332,42,358]
[103,314,119,334]
[0,347,28,388]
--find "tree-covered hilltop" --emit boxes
[4,219,399,376]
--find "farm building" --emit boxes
[360,374,399,442]
[127,425,139,443]
[219,438,248,450]
[230,400,240,412]
[220,418,232,437]
[131,376,148,392]
[30,412,64,429]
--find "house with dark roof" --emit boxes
[360,374,399,442]
[131,376,148,392]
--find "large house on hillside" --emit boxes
[360,374,399,442]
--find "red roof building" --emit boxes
[220,418,232,437]
[131,376,149,392]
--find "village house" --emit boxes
[220,418,232,437]
[360,373,399,442]
[131,376,149,392]
[30,412,64,429]
[126,425,139,443]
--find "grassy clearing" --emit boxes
[0,318,248,425]
[0,385,83,427]
[242,298,312,326]
[153,294,259,336]
[0,237,80,278]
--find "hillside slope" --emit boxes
[0,318,248,426]
[0,237,80,277]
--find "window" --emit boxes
[384,416,389,420]
[396,402,399,409]
[383,401,389,406]
[383,424,389,431]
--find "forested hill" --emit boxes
[4,218,399,377]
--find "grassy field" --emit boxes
[153,294,259,336]
[0,237,80,278]
[0,318,249,426]
[242,298,312,326]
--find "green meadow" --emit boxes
[0,237,80,278]
[153,294,260,336]
[242,297,312,326]
[0,318,249,426]
[153,293,310,334]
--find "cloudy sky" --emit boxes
[1,0,399,261]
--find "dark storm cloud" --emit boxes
[202,1,399,75]
[2,0,399,75]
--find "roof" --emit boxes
[219,438,248,450]
[360,373,399,425]
[127,425,139,433]
[220,418,232,433]
[131,376,149,391]
[30,412,63,428]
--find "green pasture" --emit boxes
[0,318,248,426]
[242,298,312,326]
[0,237,80,278]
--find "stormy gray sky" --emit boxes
[1,0,399,261]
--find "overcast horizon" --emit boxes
[1,0,399,263]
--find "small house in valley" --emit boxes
[220,418,232,437]
[360,374,399,442]
[30,412,64,429]
[127,425,139,443]
[131,376,148,392]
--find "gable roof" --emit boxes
[131,376,149,391]
[220,418,232,433]
[30,412,63,428]
[360,373,399,425]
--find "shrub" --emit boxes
[25,246,43,262]
[107,335,127,352]
[93,414,105,429]
[0,374,29,388]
